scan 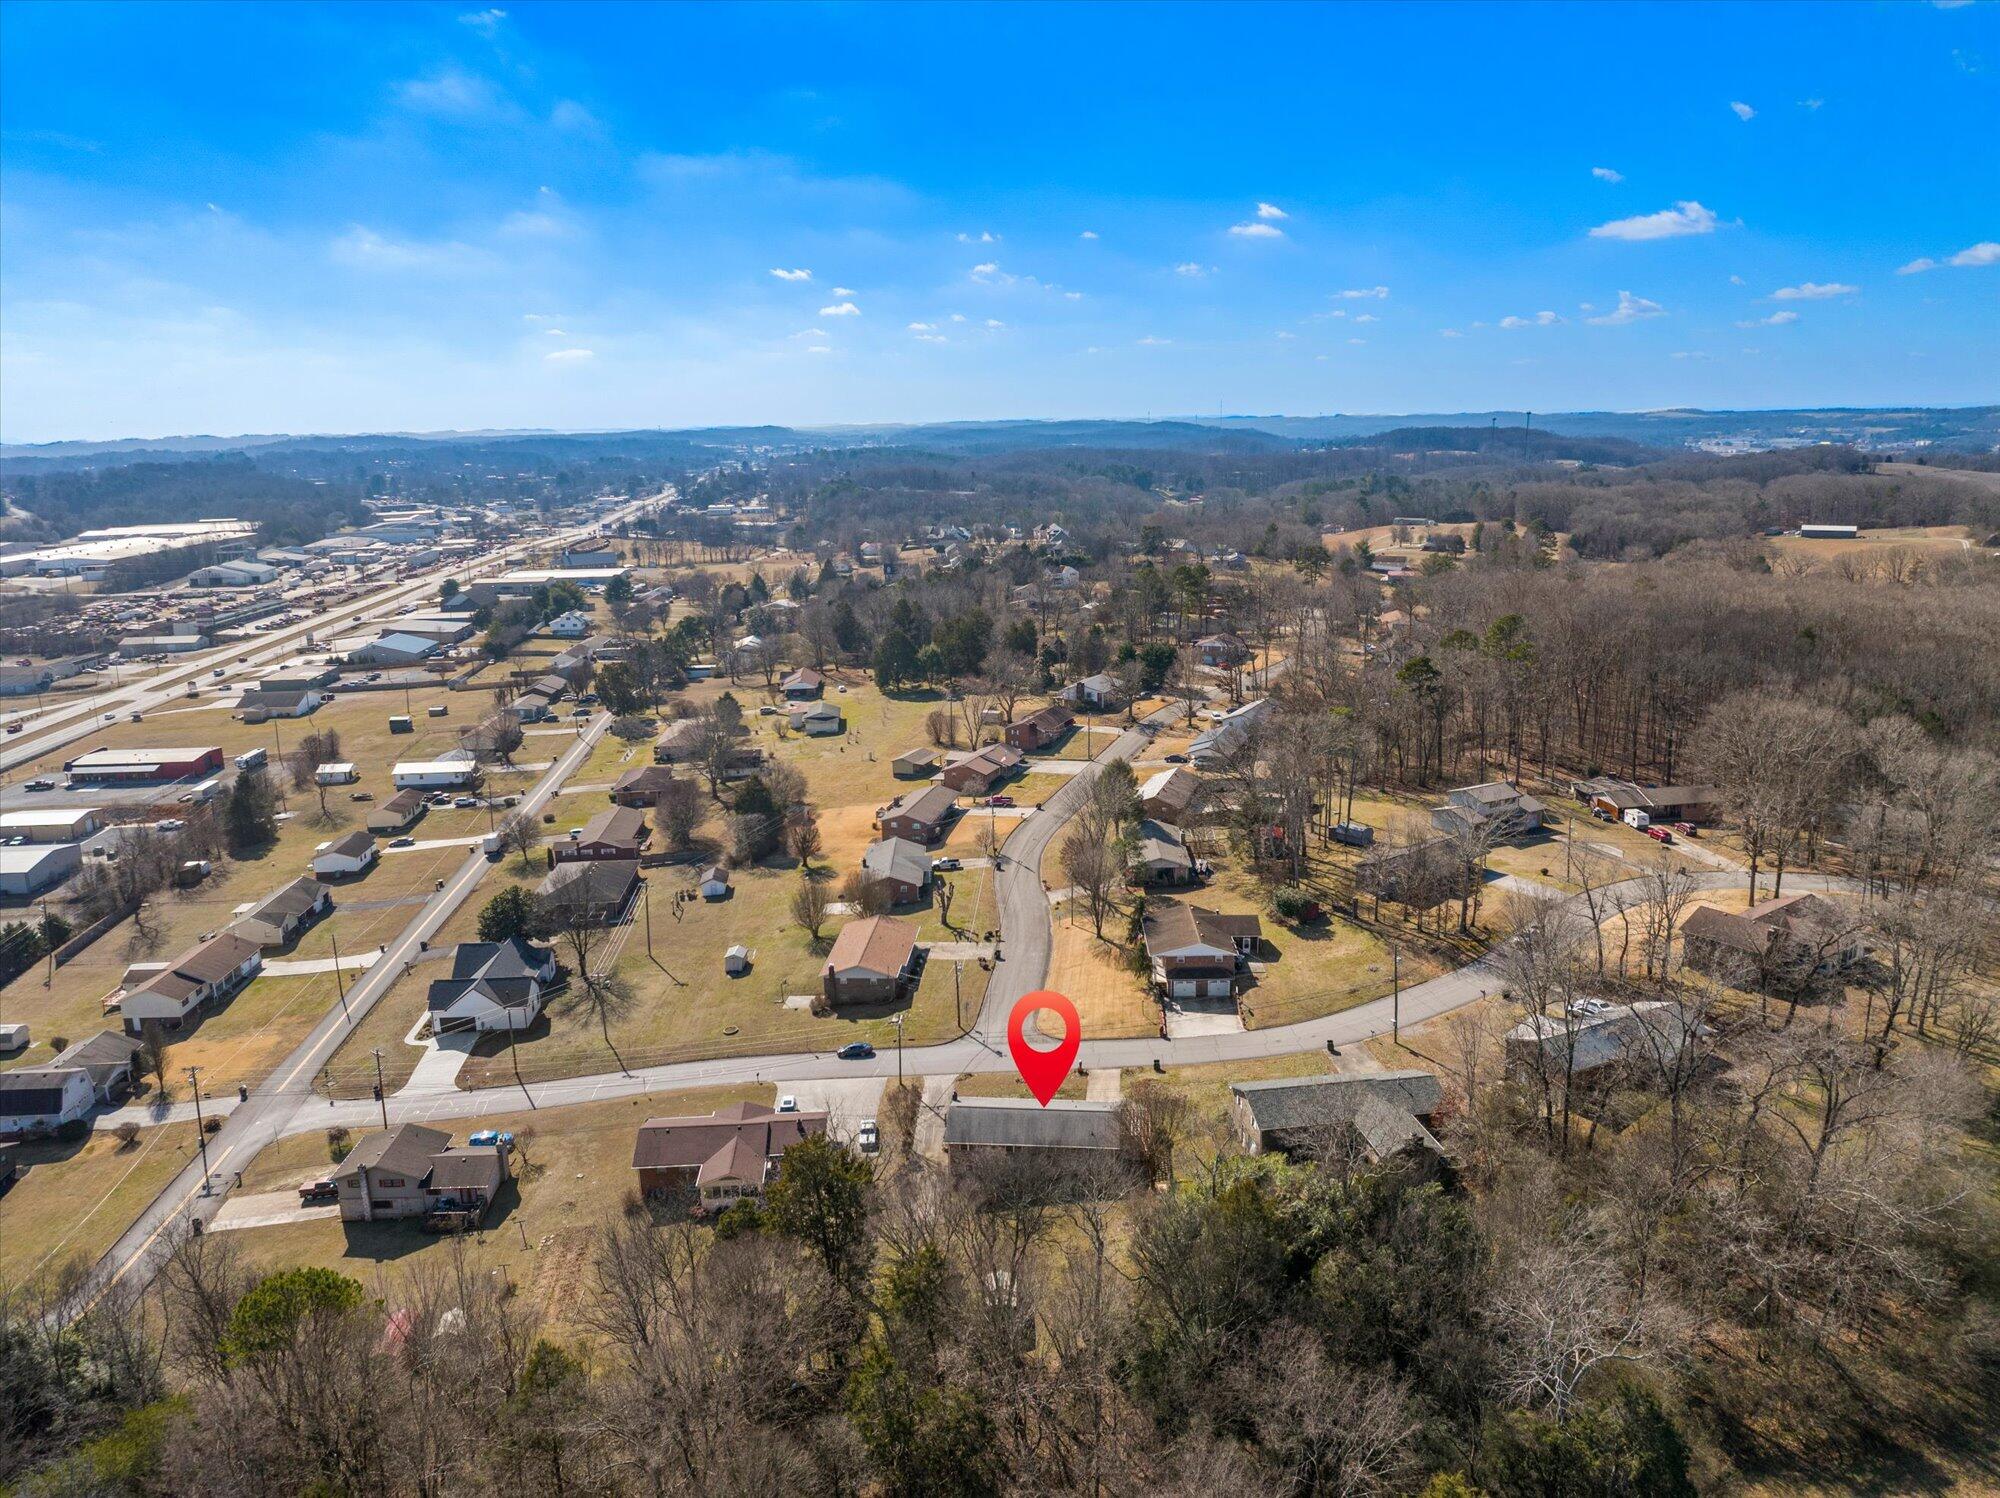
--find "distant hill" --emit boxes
[1329,425,1664,466]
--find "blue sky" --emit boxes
[3,0,1995,441]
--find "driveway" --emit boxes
[783,1077,887,1139]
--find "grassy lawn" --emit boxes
[0,1121,202,1290]
[222,1084,772,1326]
[955,1070,1091,1101]
[1046,918,1157,1039]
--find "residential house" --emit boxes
[876,783,959,845]
[631,1101,828,1207]
[1231,1071,1445,1165]
[789,701,845,737]
[942,1098,1132,1183]
[333,1123,510,1225]
[653,719,705,764]
[609,764,680,808]
[315,762,358,786]
[1573,777,1719,826]
[1059,673,1119,711]
[1130,819,1196,885]
[547,610,591,638]
[1196,633,1251,668]
[1142,903,1262,1000]
[1681,893,1862,990]
[536,858,639,926]
[892,747,939,779]
[1430,781,1547,840]
[1137,766,1200,826]
[310,829,378,880]
[367,789,429,834]
[230,877,333,948]
[1004,703,1074,752]
[781,667,824,699]
[821,915,921,1006]
[1504,1001,1706,1085]
[1189,699,1270,766]
[552,806,649,864]
[940,743,1024,796]
[426,937,559,1033]
[117,931,264,1033]
[697,863,732,900]
[391,757,478,790]
[0,1068,96,1135]
[49,1031,144,1104]
[861,837,932,905]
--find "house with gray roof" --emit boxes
[943,1097,1133,1181]
[1231,1071,1445,1165]
[861,837,933,905]
[1430,781,1546,840]
[426,938,559,1033]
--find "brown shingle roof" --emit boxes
[1143,903,1262,956]
[337,1123,451,1181]
[176,931,262,984]
[824,915,919,979]
[579,806,648,848]
[630,1102,828,1175]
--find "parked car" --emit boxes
[453,795,478,808]
[350,790,373,802]
[1646,826,1673,844]
[837,1042,876,1061]
[23,778,55,792]
[777,1095,798,1113]
[1163,753,1189,764]
[298,1178,338,1205]
[988,795,1015,808]
[466,1130,514,1149]
[389,835,415,848]
[857,1120,879,1152]
[932,857,962,872]
[5,723,21,735]
[1672,822,1698,837]
[157,818,185,832]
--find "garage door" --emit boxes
[1204,979,1232,998]
[1170,980,1197,999]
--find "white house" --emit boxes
[548,610,591,638]
[425,938,559,1033]
[315,762,359,786]
[0,1068,96,1135]
[117,932,264,1033]
[789,701,845,737]
[391,758,477,790]
[310,830,379,879]
[231,877,333,947]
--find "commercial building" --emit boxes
[61,746,224,785]
[0,843,82,896]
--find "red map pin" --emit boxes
[1007,989,1081,1106]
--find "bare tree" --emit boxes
[790,875,832,942]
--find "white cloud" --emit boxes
[1255,202,1288,220]
[956,230,999,244]
[770,268,813,282]
[1347,337,1366,345]
[969,262,1008,283]
[1499,311,1563,329]
[1335,285,1389,299]
[949,313,966,322]
[1771,281,1858,299]
[1175,262,1208,277]
[1730,100,1756,121]
[544,347,594,363]
[793,328,827,338]
[907,321,936,332]
[1587,290,1666,325]
[1079,230,1099,240]
[1064,290,1083,300]
[1353,313,1378,323]
[1736,310,1799,327]
[396,68,509,118]
[1729,274,1746,286]
[330,226,487,274]
[1137,335,1172,346]
[1672,350,1713,360]
[819,301,860,317]
[831,286,855,297]
[545,328,567,337]
[1589,200,1720,241]
[1228,221,1284,238]
[459,8,506,33]
[1439,329,1463,338]
[913,333,947,344]
[498,209,568,239]
[984,318,1005,329]
[1898,241,1998,274]
[1592,166,1625,183]
[550,99,599,133]
[1275,331,1296,340]
[806,345,832,355]
[1798,98,1824,111]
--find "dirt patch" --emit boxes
[526,1225,597,1320]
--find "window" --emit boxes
[380,1176,404,1188]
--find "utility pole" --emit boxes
[892,1015,904,1086]
[371,1048,388,1128]
[330,931,351,1022]
[643,878,653,959]
[1391,945,1402,1043]
[186,1068,211,1190]
[953,960,964,1031]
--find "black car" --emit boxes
[837,1042,876,1060]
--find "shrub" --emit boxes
[113,1121,141,1150]
[57,1118,89,1143]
